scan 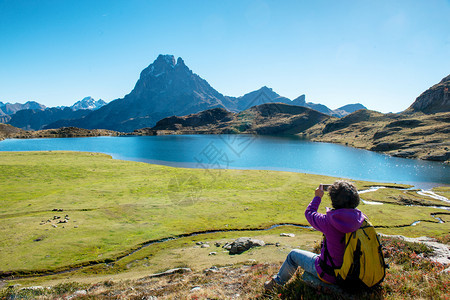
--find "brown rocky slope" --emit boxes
[406,74,450,114]
[0,123,26,140]
[134,103,332,136]
[0,126,122,140]
[303,110,450,163]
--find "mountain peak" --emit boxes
[176,57,185,66]
[81,96,94,102]
[156,54,176,67]
[71,97,106,111]
[260,86,272,92]
[292,95,306,105]
[140,54,190,79]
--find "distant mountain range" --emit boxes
[0,55,366,132]
[0,101,46,123]
[8,108,94,131]
[221,86,366,117]
[0,101,45,116]
[1,97,107,130]
[1,55,448,135]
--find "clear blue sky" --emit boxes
[1,0,449,113]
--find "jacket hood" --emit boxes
[326,207,365,233]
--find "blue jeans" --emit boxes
[274,249,319,285]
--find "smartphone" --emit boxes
[322,184,332,191]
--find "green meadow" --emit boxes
[0,151,448,281]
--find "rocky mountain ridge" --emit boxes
[2,56,447,134]
[8,108,92,131]
[0,97,107,130]
[0,101,46,123]
[9,54,364,132]
[0,101,46,116]
[406,74,450,114]
[223,86,365,117]
[1,54,448,162]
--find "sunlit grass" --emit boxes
[0,151,447,278]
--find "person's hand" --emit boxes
[315,185,324,198]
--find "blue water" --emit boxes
[0,135,448,188]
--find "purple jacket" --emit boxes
[305,196,365,283]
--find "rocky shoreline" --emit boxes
[0,124,123,141]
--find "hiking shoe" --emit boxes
[264,276,280,292]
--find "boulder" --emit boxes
[223,237,265,254]
[204,266,219,273]
[392,150,417,158]
[66,290,87,300]
[280,233,295,237]
[370,142,403,152]
[423,152,450,162]
[139,267,192,280]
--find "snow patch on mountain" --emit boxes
[71,97,107,111]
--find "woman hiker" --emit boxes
[264,180,365,291]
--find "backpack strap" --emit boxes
[318,235,340,278]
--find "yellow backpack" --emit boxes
[320,219,388,288]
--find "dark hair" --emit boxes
[328,181,360,209]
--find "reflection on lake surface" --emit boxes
[0,135,448,189]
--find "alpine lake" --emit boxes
[0,134,448,188]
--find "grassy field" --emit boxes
[0,151,448,288]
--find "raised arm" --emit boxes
[305,185,329,232]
